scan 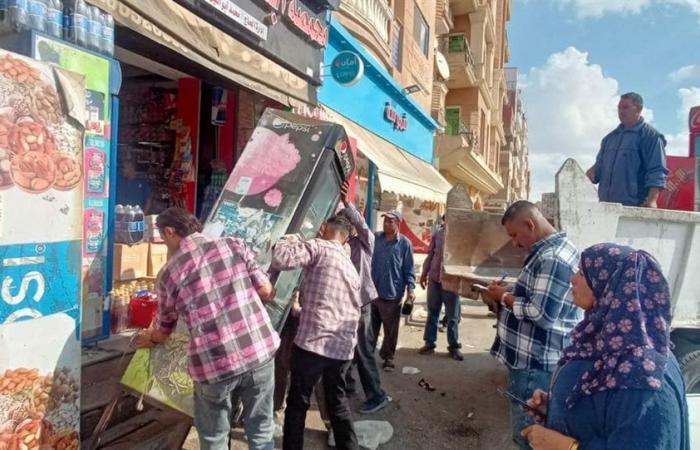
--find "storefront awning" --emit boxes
[323,107,452,204]
[87,0,315,107]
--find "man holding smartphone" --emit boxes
[483,201,581,450]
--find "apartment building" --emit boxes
[319,1,452,252]
[433,0,511,210]
[333,0,437,114]
[487,67,530,210]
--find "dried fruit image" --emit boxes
[0,367,79,450]
[11,151,56,193]
[31,86,61,126]
[0,54,41,85]
[9,120,55,156]
[52,153,81,191]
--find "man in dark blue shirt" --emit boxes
[586,92,668,207]
[370,210,415,372]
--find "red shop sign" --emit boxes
[384,102,408,131]
[263,0,328,46]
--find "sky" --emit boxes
[508,0,700,200]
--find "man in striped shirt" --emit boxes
[134,207,279,450]
[272,214,361,450]
[484,201,582,450]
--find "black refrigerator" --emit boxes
[203,109,355,329]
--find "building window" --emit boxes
[448,34,466,53]
[445,107,460,136]
[391,21,402,69]
[413,4,429,56]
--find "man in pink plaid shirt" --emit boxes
[135,207,279,450]
[272,214,361,450]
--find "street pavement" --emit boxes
[184,289,516,450]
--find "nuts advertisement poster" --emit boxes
[0,49,85,449]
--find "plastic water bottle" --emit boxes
[9,0,29,31]
[124,205,136,244]
[65,0,88,47]
[134,205,144,243]
[46,0,62,38]
[28,0,47,33]
[87,5,100,52]
[100,10,113,56]
[115,204,125,243]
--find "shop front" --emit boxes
[314,17,451,252]
[90,0,335,341]
[0,0,334,345]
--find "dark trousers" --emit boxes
[346,305,386,402]
[370,298,402,361]
[283,345,358,450]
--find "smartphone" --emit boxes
[497,389,547,419]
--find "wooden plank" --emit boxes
[101,417,192,450]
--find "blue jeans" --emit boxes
[193,359,275,450]
[350,304,387,403]
[508,368,552,450]
[423,280,461,350]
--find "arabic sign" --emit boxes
[204,0,268,40]
[331,51,364,87]
[384,102,408,131]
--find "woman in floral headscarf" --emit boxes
[521,243,690,450]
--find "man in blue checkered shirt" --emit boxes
[484,201,582,450]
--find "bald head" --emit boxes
[501,200,542,226]
[501,201,556,249]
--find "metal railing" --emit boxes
[339,0,392,43]
[439,34,475,68]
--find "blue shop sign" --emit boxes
[331,51,364,86]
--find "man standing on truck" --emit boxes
[586,92,668,207]
[484,201,582,450]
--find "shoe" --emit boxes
[418,345,435,355]
[438,325,446,333]
[359,395,392,414]
[449,349,464,361]
[383,359,395,372]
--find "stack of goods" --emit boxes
[0,0,115,57]
[118,87,177,211]
[110,278,157,333]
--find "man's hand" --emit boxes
[340,180,350,207]
[406,291,416,304]
[642,187,661,208]
[521,425,576,450]
[420,275,427,290]
[484,283,507,303]
[585,166,596,183]
[134,329,156,349]
[526,389,549,422]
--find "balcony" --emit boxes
[436,124,503,195]
[440,34,477,89]
[338,0,392,44]
[450,0,480,16]
[436,0,454,36]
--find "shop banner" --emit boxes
[32,35,113,341]
[122,109,353,416]
[0,49,85,450]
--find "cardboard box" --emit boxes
[148,243,169,277]
[113,243,149,281]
